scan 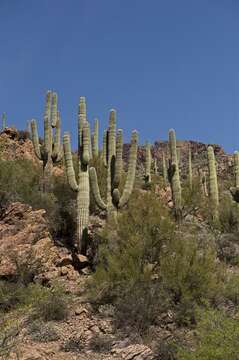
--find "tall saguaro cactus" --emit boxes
[31,91,62,191]
[207,146,219,219]
[168,129,182,220]
[188,145,192,190]
[92,118,99,157]
[2,113,6,130]
[89,109,138,221]
[63,116,90,252]
[145,142,152,184]
[162,151,168,187]
[230,151,239,203]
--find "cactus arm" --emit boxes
[145,142,152,183]
[113,129,123,187]
[92,118,99,157]
[207,146,219,209]
[51,92,58,127]
[77,170,89,251]
[44,90,52,122]
[162,151,167,186]
[31,119,42,160]
[102,129,107,166]
[119,130,138,208]
[234,151,239,188]
[52,111,61,160]
[82,122,90,165]
[63,132,79,191]
[168,129,182,219]
[88,121,93,159]
[78,96,86,149]
[89,167,107,210]
[108,110,116,158]
[2,113,6,130]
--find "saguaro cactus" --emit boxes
[198,168,208,197]
[2,113,6,130]
[162,151,168,186]
[145,142,152,184]
[153,158,158,175]
[168,129,182,220]
[230,151,239,203]
[188,145,192,190]
[31,91,62,190]
[92,118,99,158]
[90,109,138,221]
[63,116,90,252]
[207,146,219,219]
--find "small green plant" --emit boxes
[61,336,83,352]
[89,334,113,353]
[27,283,70,321]
[178,309,239,360]
[27,320,60,342]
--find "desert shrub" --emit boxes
[61,336,83,352]
[27,283,70,321]
[91,191,174,303]
[51,175,77,243]
[89,334,113,353]
[0,281,25,312]
[153,339,178,360]
[223,274,239,306]
[90,191,223,333]
[27,320,60,342]
[0,159,41,206]
[159,235,221,309]
[218,194,239,233]
[182,178,207,217]
[16,130,30,141]
[0,324,20,359]
[177,309,239,360]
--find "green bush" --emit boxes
[178,309,239,360]
[27,283,70,321]
[0,281,25,312]
[27,320,60,342]
[90,191,223,333]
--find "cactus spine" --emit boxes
[31,91,62,191]
[168,129,182,220]
[188,145,192,190]
[207,146,219,219]
[92,118,99,157]
[145,142,152,184]
[2,113,6,130]
[63,98,91,252]
[90,109,138,220]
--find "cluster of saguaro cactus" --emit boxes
[207,146,219,220]
[145,142,152,184]
[168,129,182,220]
[31,91,62,190]
[90,109,138,221]
[1,113,6,130]
[63,97,90,252]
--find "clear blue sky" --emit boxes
[0,0,239,152]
